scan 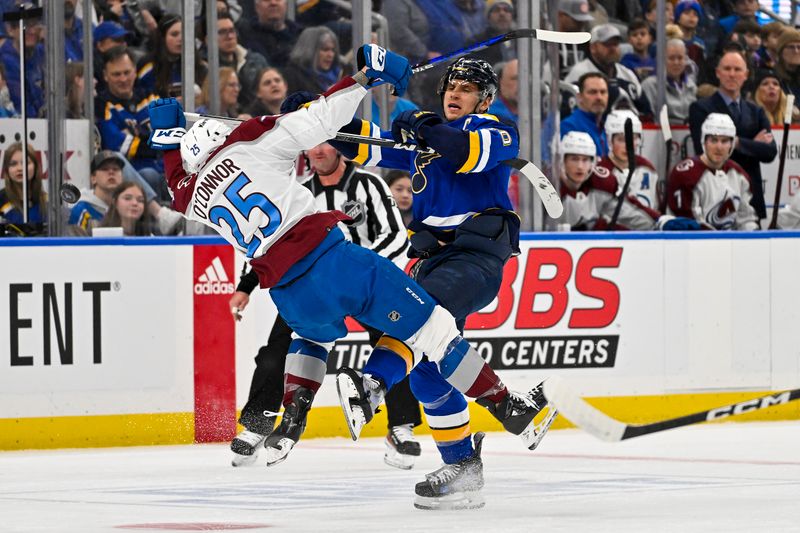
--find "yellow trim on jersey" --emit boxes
[137,62,153,79]
[298,0,320,13]
[79,210,91,230]
[474,113,500,122]
[129,136,141,158]
[352,120,372,165]
[431,423,471,443]
[375,336,414,374]
[456,130,481,173]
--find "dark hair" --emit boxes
[577,72,609,92]
[733,19,762,36]
[627,18,649,34]
[65,62,84,119]
[99,181,155,236]
[1,142,45,213]
[103,45,135,68]
[385,169,411,187]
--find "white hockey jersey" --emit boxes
[666,156,758,230]
[163,76,368,285]
[594,155,660,210]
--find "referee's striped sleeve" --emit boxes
[358,171,409,262]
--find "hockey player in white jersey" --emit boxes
[147,45,550,507]
[597,110,659,209]
[667,113,759,230]
[558,131,662,230]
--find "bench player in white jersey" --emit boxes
[147,44,551,508]
[667,113,759,230]
[596,110,659,209]
[558,131,662,230]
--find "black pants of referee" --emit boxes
[238,314,422,436]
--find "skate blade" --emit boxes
[413,491,485,511]
[384,446,416,470]
[265,437,296,467]
[521,405,559,451]
[336,373,367,441]
[231,452,259,467]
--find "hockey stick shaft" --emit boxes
[769,94,795,229]
[185,112,565,218]
[411,29,590,74]
[658,105,671,212]
[608,119,636,229]
[544,376,800,442]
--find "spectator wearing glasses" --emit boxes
[197,67,245,119]
[775,29,800,101]
[212,13,269,107]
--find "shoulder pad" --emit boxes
[593,164,612,178]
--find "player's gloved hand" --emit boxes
[356,44,412,97]
[656,215,703,231]
[148,97,187,150]
[391,110,443,147]
[279,91,317,114]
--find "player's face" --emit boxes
[703,135,733,167]
[5,150,35,183]
[389,176,413,210]
[257,69,288,105]
[306,143,340,174]
[563,154,593,189]
[116,185,146,222]
[442,80,491,121]
[104,55,136,99]
[610,132,641,163]
[91,163,123,192]
[164,21,182,55]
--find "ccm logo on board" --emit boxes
[194,256,235,295]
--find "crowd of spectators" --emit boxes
[2,0,800,235]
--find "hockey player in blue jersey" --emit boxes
[328,57,556,510]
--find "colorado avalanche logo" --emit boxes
[594,166,610,178]
[676,159,694,172]
[705,191,740,229]
[341,199,366,226]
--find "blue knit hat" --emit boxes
[674,1,704,23]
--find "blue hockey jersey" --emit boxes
[335,113,519,237]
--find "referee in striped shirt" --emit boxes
[229,142,423,469]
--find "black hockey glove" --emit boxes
[280,91,318,114]
[391,110,443,149]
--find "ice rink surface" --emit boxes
[1,421,798,533]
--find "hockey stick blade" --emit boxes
[505,158,563,218]
[544,376,800,442]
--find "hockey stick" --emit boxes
[543,376,800,442]
[658,105,671,212]
[608,118,636,229]
[769,94,795,229]
[411,29,590,74]
[185,112,564,218]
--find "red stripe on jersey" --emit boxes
[465,365,505,398]
[283,375,324,405]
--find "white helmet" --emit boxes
[181,118,232,174]
[604,110,642,140]
[701,113,736,143]
[560,131,597,163]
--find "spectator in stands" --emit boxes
[561,72,609,156]
[213,13,269,107]
[416,0,486,56]
[97,181,155,236]
[383,0,432,65]
[689,49,777,220]
[719,0,760,35]
[97,47,166,200]
[138,14,207,98]
[775,29,800,100]
[246,67,288,116]
[386,169,413,227]
[621,18,655,80]
[603,0,643,24]
[642,39,697,124]
[674,0,706,68]
[0,16,45,117]
[644,0,674,37]
[64,0,87,62]
[93,21,130,94]
[668,113,758,229]
[488,59,518,123]
[758,22,786,71]
[0,63,17,117]
[732,19,765,70]
[198,67,244,118]
[237,0,303,68]
[557,0,594,78]
[566,24,651,116]
[750,69,799,125]
[96,0,152,47]
[65,62,86,119]
[0,142,46,227]
[283,26,342,94]
[471,0,516,66]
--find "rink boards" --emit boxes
[1,233,799,450]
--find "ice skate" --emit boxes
[230,430,268,467]
[477,381,558,451]
[264,387,315,467]
[384,423,421,470]
[414,432,485,510]
[336,367,386,441]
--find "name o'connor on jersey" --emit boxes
[191,158,242,220]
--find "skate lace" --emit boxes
[363,373,386,409]
[426,463,461,485]
[508,387,542,414]
[390,423,416,444]
[236,430,265,446]
[262,409,281,418]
